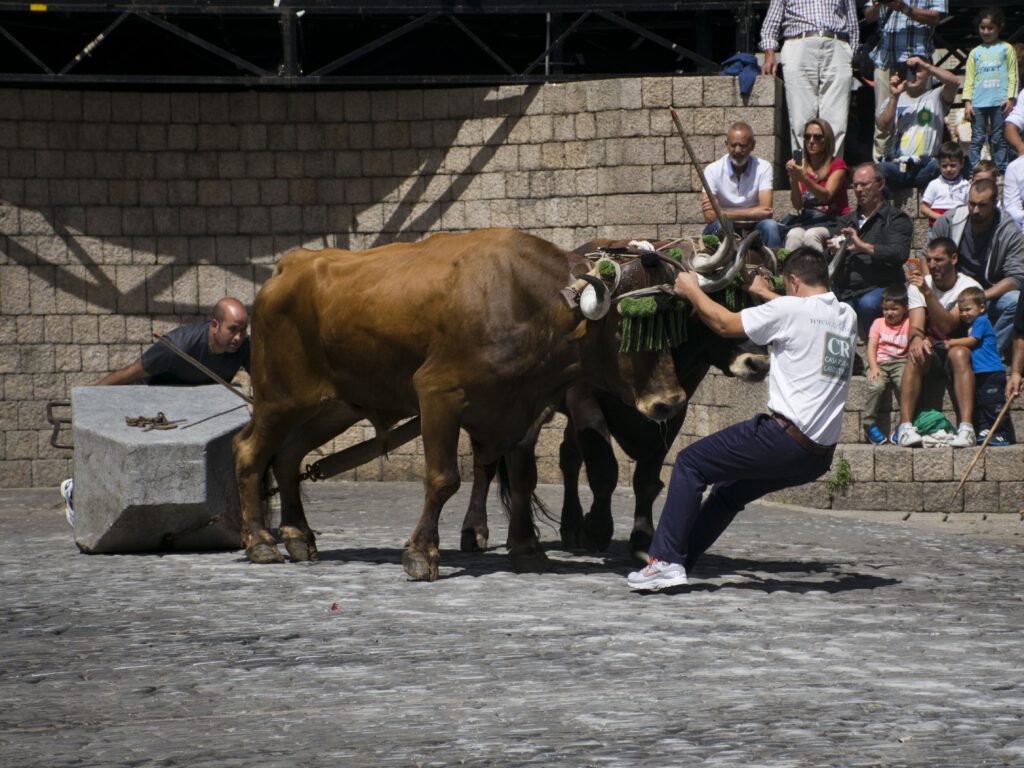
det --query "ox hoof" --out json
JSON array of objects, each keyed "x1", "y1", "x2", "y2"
[
  {"x1": 402, "y1": 548, "x2": 439, "y2": 582},
  {"x1": 582, "y1": 513, "x2": 614, "y2": 553},
  {"x1": 281, "y1": 532, "x2": 318, "y2": 563},
  {"x1": 629, "y1": 526, "x2": 654, "y2": 565},
  {"x1": 247, "y1": 542, "x2": 285, "y2": 564},
  {"x1": 508, "y1": 544, "x2": 551, "y2": 574},
  {"x1": 559, "y1": 525, "x2": 584, "y2": 550},
  {"x1": 460, "y1": 527, "x2": 489, "y2": 553}
]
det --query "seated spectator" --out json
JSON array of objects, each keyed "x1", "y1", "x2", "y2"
[
  {"x1": 971, "y1": 159, "x2": 999, "y2": 185},
  {"x1": 1007, "y1": 290, "x2": 1024, "y2": 399},
  {"x1": 876, "y1": 55, "x2": 961, "y2": 191},
  {"x1": 701, "y1": 121, "x2": 784, "y2": 248},
  {"x1": 920, "y1": 142, "x2": 969, "y2": 226},
  {"x1": 895, "y1": 238, "x2": 981, "y2": 447},
  {"x1": 783, "y1": 118, "x2": 850, "y2": 253},
  {"x1": 1004, "y1": 153, "x2": 1024, "y2": 233},
  {"x1": 945, "y1": 286, "x2": 1015, "y2": 444},
  {"x1": 863, "y1": 284, "x2": 910, "y2": 445},
  {"x1": 930, "y1": 178, "x2": 1024, "y2": 352},
  {"x1": 830, "y1": 163, "x2": 913, "y2": 339},
  {"x1": 98, "y1": 296, "x2": 250, "y2": 386},
  {"x1": 1001, "y1": 85, "x2": 1024, "y2": 157}
]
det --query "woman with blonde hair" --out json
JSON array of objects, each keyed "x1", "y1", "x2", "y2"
[{"x1": 782, "y1": 118, "x2": 850, "y2": 252}]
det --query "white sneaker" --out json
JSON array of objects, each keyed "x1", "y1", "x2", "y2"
[
  {"x1": 921, "y1": 428, "x2": 953, "y2": 447},
  {"x1": 896, "y1": 422, "x2": 923, "y2": 447},
  {"x1": 949, "y1": 423, "x2": 976, "y2": 448},
  {"x1": 60, "y1": 478, "x2": 75, "y2": 527},
  {"x1": 627, "y1": 558, "x2": 687, "y2": 591}
]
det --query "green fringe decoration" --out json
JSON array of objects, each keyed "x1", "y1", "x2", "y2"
[
  {"x1": 618, "y1": 298, "x2": 687, "y2": 353},
  {"x1": 666, "y1": 247, "x2": 684, "y2": 262},
  {"x1": 701, "y1": 235, "x2": 720, "y2": 252},
  {"x1": 775, "y1": 247, "x2": 791, "y2": 263},
  {"x1": 771, "y1": 275, "x2": 785, "y2": 293}
]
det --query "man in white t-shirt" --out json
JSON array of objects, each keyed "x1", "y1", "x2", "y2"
[
  {"x1": 701, "y1": 121, "x2": 784, "y2": 248},
  {"x1": 895, "y1": 237, "x2": 982, "y2": 447},
  {"x1": 876, "y1": 55, "x2": 960, "y2": 191},
  {"x1": 627, "y1": 247, "x2": 857, "y2": 591},
  {"x1": 1003, "y1": 87, "x2": 1024, "y2": 158}
]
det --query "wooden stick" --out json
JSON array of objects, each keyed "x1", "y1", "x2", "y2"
[
  {"x1": 152, "y1": 332, "x2": 254, "y2": 406},
  {"x1": 949, "y1": 392, "x2": 1017, "y2": 504},
  {"x1": 670, "y1": 109, "x2": 733, "y2": 242}
]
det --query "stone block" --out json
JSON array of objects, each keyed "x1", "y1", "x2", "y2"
[
  {"x1": 874, "y1": 448, "x2": 913, "y2": 481},
  {"x1": 829, "y1": 481, "x2": 888, "y2": 511},
  {"x1": 913, "y1": 448, "x2": 953, "y2": 481},
  {"x1": 998, "y1": 482, "x2": 1024, "y2": 513},
  {"x1": 885, "y1": 482, "x2": 923, "y2": 511},
  {"x1": 981, "y1": 445, "x2": 1023, "y2": 481},
  {"x1": 70, "y1": 385, "x2": 250, "y2": 553},
  {"x1": 961, "y1": 480, "x2": 999, "y2": 513}
]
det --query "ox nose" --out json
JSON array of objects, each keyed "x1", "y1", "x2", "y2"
[
  {"x1": 636, "y1": 392, "x2": 688, "y2": 423},
  {"x1": 732, "y1": 352, "x2": 770, "y2": 382}
]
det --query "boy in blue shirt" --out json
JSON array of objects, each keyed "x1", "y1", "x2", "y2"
[
  {"x1": 963, "y1": 7, "x2": 1019, "y2": 173},
  {"x1": 946, "y1": 287, "x2": 1015, "y2": 444}
]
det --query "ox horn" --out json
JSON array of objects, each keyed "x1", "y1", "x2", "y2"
[
  {"x1": 828, "y1": 239, "x2": 849, "y2": 282},
  {"x1": 670, "y1": 109, "x2": 735, "y2": 274},
  {"x1": 697, "y1": 230, "x2": 760, "y2": 294},
  {"x1": 578, "y1": 274, "x2": 612, "y2": 320}
]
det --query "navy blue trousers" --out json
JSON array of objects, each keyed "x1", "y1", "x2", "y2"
[{"x1": 649, "y1": 414, "x2": 834, "y2": 570}]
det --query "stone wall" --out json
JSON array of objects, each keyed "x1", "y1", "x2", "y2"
[{"x1": 0, "y1": 76, "x2": 782, "y2": 488}]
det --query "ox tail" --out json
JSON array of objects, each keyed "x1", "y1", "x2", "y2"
[{"x1": 496, "y1": 456, "x2": 558, "y2": 534}]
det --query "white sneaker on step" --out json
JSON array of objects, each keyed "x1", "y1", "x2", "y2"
[
  {"x1": 949, "y1": 423, "x2": 976, "y2": 448},
  {"x1": 627, "y1": 558, "x2": 688, "y2": 591}
]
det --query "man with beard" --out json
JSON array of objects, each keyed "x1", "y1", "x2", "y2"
[{"x1": 700, "y1": 121, "x2": 785, "y2": 248}]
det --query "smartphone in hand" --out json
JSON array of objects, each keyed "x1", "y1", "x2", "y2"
[{"x1": 792, "y1": 149, "x2": 802, "y2": 165}]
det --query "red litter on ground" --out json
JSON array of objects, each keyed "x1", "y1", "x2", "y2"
[{"x1": 328, "y1": 602, "x2": 341, "y2": 615}]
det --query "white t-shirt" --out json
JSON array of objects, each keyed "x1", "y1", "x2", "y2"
[
  {"x1": 740, "y1": 292, "x2": 857, "y2": 445},
  {"x1": 704, "y1": 154, "x2": 773, "y2": 210},
  {"x1": 890, "y1": 86, "x2": 949, "y2": 160},
  {"x1": 907, "y1": 272, "x2": 982, "y2": 339},
  {"x1": 921, "y1": 175, "x2": 970, "y2": 209}
]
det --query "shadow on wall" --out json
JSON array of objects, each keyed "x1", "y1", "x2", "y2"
[{"x1": 0, "y1": 85, "x2": 542, "y2": 315}]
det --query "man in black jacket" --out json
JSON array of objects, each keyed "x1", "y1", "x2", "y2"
[{"x1": 830, "y1": 162, "x2": 914, "y2": 338}]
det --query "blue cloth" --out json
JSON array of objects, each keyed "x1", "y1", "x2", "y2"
[
  {"x1": 648, "y1": 414, "x2": 834, "y2": 569},
  {"x1": 968, "y1": 314, "x2": 1003, "y2": 373},
  {"x1": 703, "y1": 219, "x2": 784, "y2": 248},
  {"x1": 842, "y1": 287, "x2": 885, "y2": 341},
  {"x1": 720, "y1": 53, "x2": 761, "y2": 98},
  {"x1": 986, "y1": 291, "x2": 1020, "y2": 354}
]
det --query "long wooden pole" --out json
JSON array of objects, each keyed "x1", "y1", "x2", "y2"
[
  {"x1": 151, "y1": 332, "x2": 254, "y2": 406},
  {"x1": 670, "y1": 108, "x2": 733, "y2": 241},
  {"x1": 949, "y1": 393, "x2": 1017, "y2": 504}
]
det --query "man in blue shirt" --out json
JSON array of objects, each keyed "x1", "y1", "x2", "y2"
[{"x1": 97, "y1": 296, "x2": 250, "y2": 386}]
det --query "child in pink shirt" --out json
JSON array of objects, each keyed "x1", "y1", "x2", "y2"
[{"x1": 863, "y1": 284, "x2": 910, "y2": 444}]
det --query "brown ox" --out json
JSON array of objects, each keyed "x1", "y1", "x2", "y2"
[{"x1": 234, "y1": 228, "x2": 712, "y2": 580}]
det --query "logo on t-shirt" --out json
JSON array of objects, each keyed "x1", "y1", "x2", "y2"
[{"x1": 821, "y1": 332, "x2": 853, "y2": 379}]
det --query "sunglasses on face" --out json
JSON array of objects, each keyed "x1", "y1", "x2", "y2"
[{"x1": 804, "y1": 133, "x2": 825, "y2": 142}]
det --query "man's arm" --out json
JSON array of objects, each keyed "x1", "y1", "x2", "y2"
[
  {"x1": 1004, "y1": 91, "x2": 1024, "y2": 155},
  {"x1": 905, "y1": 306, "x2": 932, "y2": 365},
  {"x1": 995, "y1": 225, "x2": 1024, "y2": 291},
  {"x1": 876, "y1": 87, "x2": 899, "y2": 132},
  {"x1": 984, "y1": 277, "x2": 1017, "y2": 301},
  {"x1": 759, "y1": 0, "x2": 785, "y2": 75},
  {"x1": 97, "y1": 359, "x2": 150, "y2": 386},
  {"x1": 701, "y1": 191, "x2": 772, "y2": 223},
  {"x1": 848, "y1": 209, "x2": 913, "y2": 264},
  {"x1": 909, "y1": 56, "x2": 960, "y2": 105},
  {"x1": 673, "y1": 272, "x2": 748, "y2": 337},
  {"x1": 1007, "y1": 334, "x2": 1024, "y2": 398},
  {"x1": 944, "y1": 335, "x2": 978, "y2": 349},
  {"x1": 1004, "y1": 162, "x2": 1024, "y2": 232}
]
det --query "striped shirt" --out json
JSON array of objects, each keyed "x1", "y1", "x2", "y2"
[
  {"x1": 760, "y1": 0, "x2": 860, "y2": 53},
  {"x1": 866, "y1": 0, "x2": 946, "y2": 70}
]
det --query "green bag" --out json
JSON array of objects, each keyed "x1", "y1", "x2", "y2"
[{"x1": 913, "y1": 409, "x2": 955, "y2": 436}]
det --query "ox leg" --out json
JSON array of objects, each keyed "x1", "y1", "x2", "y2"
[
  {"x1": 628, "y1": 451, "x2": 665, "y2": 564},
  {"x1": 578, "y1": 428, "x2": 618, "y2": 553},
  {"x1": 272, "y1": 407, "x2": 360, "y2": 562},
  {"x1": 460, "y1": 454, "x2": 495, "y2": 553},
  {"x1": 505, "y1": 444, "x2": 550, "y2": 573},
  {"x1": 558, "y1": 421, "x2": 586, "y2": 550},
  {"x1": 233, "y1": 406, "x2": 308, "y2": 564},
  {"x1": 404, "y1": 400, "x2": 463, "y2": 582}
]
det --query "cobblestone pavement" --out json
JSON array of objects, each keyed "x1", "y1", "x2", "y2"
[{"x1": 2, "y1": 483, "x2": 1023, "y2": 767}]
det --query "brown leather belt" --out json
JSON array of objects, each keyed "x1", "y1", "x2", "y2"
[
  {"x1": 770, "y1": 412, "x2": 835, "y2": 457},
  {"x1": 785, "y1": 29, "x2": 850, "y2": 43}
]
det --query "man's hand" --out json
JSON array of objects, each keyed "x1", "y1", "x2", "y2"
[
  {"x1": 1004, "y1": 98, "x2": 1017, "y2": 117},
  {"x1": 889, "y1": 74, "x2": 907, "y2": 97},
  {"x1": 762, "y1": 50, "x2": 777, "y2": 76},
  {"x1": 745, "y1": 273, "x2": 777, "y2": 302},
  {"x1": 1008, "y1": 372, "x2": 1022, "y2": 400},
  {"x1": 908, "y1": 336, "x2": 932, "y2": 366},
  {"x1": 673, "y1": 271, "x2": 701, "y2": 300},
  {"x1": 840, "y1": 226, "x2": 869, "y2": 253},
  {"x1": 908, "y1": 271, "x2": 928, "y2": 294}
]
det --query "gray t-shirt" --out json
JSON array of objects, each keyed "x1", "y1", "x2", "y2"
[{"x1": 140, "y1": 320, "x2": 250, "y2": 386}]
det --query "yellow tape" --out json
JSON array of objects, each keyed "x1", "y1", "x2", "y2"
[{"x1": 30, "y1": 4, "x2": 48, "y2": 10}]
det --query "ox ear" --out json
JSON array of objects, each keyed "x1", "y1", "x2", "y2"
[{"x1": 566, "y1": 319, "x2": 588, "y2": 341}]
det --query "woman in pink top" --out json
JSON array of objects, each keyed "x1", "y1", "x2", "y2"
[{"x1": 783, "y1": 118, "x2": 851, "y2": 253}]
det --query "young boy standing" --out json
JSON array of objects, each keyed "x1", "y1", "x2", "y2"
[
  {"x1": 963, "y1": 7, "x2": 1019, "y2": 173},
  {"x1": 920, "y1": 142, "x2": 970, "y2": 224},
  {"x1": 863, "y1": 284, "x2": 910, "y2": 444},
  {"x1": 946, "y1": 286, "x2": 1016, "y2": 444}
]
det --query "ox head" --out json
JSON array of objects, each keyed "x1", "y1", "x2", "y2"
[{"x1": 563, "y1": 232, "x2": 773, "y2": 422}]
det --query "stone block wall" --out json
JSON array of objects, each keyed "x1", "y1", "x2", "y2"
[{"x1": 0, "y1": 75, "x2": 782, "y2": 488}]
